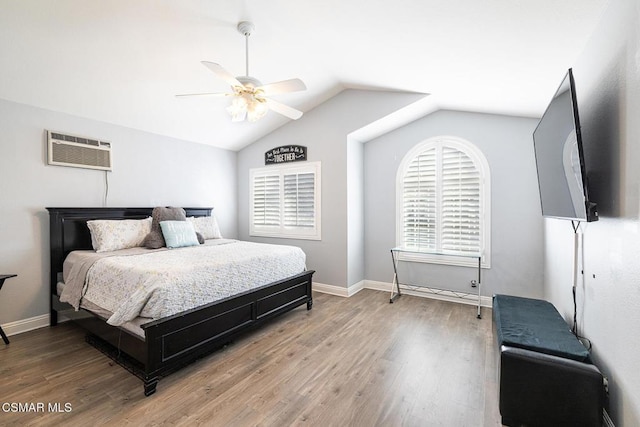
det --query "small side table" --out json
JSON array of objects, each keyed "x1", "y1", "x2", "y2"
[{"x1": 0, "y1": 274, "x2": 17, "y2": 345}]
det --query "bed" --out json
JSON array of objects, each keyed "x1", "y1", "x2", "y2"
[{"x1": 47, "y1": 207, "x2": 314, "y2": 396}]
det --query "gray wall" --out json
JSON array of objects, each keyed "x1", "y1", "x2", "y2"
[
  {"x1": 237, "y1": 89, "x2": 425, "y2": 288},
  {"x1": 347, "y1": 137, "x2": 364, "y2": 286},
  {"x1": 0, "y1": 98, "x2": 237, "y2": 328},
  {"x1": 364, "y1": 110, "x2": 543, "y2": 298},
  {"x1": 542, "y1": 0, "x2": 640, "y2": 424}
]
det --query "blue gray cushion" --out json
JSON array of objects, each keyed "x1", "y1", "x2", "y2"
[
  {"x1": 493, "y1": 294, "x2": 591, "y2": 363},
  {"x1": 159, "y1": 221, "x2": 200, "y2": 248}
]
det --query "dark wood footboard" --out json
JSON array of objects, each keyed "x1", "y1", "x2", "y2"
[
  {"x1": 47, "y1": 207, "x2": 314, "y2": 396},
  {"x1": 77, "y1": 269, "x2": 314, "y2": 396},
  {"x1": 141, "y1": 270, "x2": 313, "y2": 395}
]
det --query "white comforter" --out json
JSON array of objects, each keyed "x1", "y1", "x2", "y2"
[{"x1": 61, "y1": 239, "x2": 306, "y2": 326}]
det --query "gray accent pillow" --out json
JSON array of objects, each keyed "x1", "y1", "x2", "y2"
[{"x1": 143, "y1": 207, "x2": 204, "y2": 248}]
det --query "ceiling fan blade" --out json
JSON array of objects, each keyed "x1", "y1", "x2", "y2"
[
  {"x1": 175, "y1": 92, "x2": 229, "y2": 98},
  {"x1": 266, "y1": 99, "x2": 303, "y2": 120},
  {"x1": 201, "y1": 61, "x2": 243, "y2": 87},
  {"x1": 258, "y1": 78, "x2": 306, "y2": 96}
]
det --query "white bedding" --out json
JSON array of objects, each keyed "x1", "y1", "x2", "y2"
[{"x1": 60, "y1": 239, "x2": 306, "y2": 326}]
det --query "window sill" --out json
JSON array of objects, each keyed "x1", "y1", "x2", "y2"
[{"x1": 250, "y1": 231, "x2": 321, "y2": 241}]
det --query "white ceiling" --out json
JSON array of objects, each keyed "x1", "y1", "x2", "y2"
[{"x1": 0, "y1": 0, "x2": 608, "y2": 151}]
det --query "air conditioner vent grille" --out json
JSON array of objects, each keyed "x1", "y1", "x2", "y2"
[
  {"x1": 47, "y1": 130, "x2": 112, "y2": 171},
  {"x1": 51, "y1": 143, "x2": 111, "y2": 168}
]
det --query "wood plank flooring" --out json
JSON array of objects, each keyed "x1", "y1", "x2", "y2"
[{"x1": 0, "y1": 290, "x2": 502, "y2": 426}]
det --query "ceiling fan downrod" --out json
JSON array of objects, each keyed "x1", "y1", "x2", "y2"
[{"x1": 237, "y1": 21, "x2": 255, "y2": 78}]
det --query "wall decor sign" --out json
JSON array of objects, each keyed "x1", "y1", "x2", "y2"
[{"x1": 265, "y1": 145, "x2": 307, "y2": 165}]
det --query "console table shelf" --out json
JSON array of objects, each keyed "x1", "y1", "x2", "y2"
[{"x1": 390, "y1": 248, "x2": 482, "y2": 319}]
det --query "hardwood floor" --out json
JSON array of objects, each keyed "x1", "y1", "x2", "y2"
[{"x1": 0, "y1": 290, "x2": 502, "y2": 426}]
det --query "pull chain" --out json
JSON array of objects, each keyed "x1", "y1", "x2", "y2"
[{"x1": 245, "y1": 33, "x2": 249, "y2": 76}]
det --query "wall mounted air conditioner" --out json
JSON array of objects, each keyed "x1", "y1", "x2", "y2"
[{"x1": 47, "y1": 130, "x2": 112, "y2": 171}]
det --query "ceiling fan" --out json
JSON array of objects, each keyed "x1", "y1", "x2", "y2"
[{"x1": 177, "y1": 21, "x2": 306, "y2": 122}]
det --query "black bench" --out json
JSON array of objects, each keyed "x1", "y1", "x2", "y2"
[{"x1": 493, "y1": 294, "x2": 604, "y2": 427}]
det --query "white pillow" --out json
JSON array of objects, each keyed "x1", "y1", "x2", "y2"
[
  {"x1": 187, "y1": 216, "x2": 222, "y2": 239},
  {"x1": 87, "y1": 217, "x2": 152, "y2": 252}
]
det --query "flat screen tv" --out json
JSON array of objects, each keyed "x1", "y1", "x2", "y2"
[{"x1": 533, "y1": 68, "x2": 598, "y2": 222}]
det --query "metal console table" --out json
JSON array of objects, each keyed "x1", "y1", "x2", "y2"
[{"x1": 390, "y1": 247, "x2": 482, "y2": 319}]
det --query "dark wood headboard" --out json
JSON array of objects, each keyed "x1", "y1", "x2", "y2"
[{"x1": 46, "y1": 207, "x2": 213, "y2": 296}]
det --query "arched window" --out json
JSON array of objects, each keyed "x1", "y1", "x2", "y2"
[{"x1": 396, "y1": 136, "x2": 491, "y2": 267}]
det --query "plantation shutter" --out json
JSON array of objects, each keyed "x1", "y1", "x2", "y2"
[
  {"x1": 250, "y1": 162, "x2": 321, "y2": 240},
  {"x1": 252, "y1": 174, "x2": 281, "y2": 226},
  {"x1": 440, "y1": 147, "x2": 481, "y2": 254},
  {"x1": 402, "y1": 148, "x2": 437, "y2": 250},
  {"x1": 284, "y1": 172, "x2": 316, "y2": 228},
  {"x1": 401, "y1": 142, "x2": 483, "y2": 255}
]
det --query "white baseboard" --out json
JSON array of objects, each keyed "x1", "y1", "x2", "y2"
[
  {"x1": 313, "y1": 280, "x2": 365, "y2": 297},
  {"x1": 1, "y1": 314, "x2": 50, "y2": 337},
  {"x1": 315, "y1": 279, "x2": 492, "y2": 308},
  {"x1": 363, "y1": 280, "x2": 393, "y2": 292}
]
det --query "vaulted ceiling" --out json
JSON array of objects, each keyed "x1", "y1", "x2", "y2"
[{"x1": 0, "y1": 0, "x2": 608, "y2": 151}]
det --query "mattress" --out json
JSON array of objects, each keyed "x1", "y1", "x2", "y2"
[{"x1": 60, "y1": 239, "x2": 307, "y2": 327}]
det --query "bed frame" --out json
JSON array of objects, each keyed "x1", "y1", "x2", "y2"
[{"x1": 47, "y1": 207, "x2": 314, "y2": 396}]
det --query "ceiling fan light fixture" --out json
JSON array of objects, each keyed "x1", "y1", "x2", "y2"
[
  {"x1": 226, "y1": 88, "x2": 268, "y2": 122},
  {"x1": 227, "y1": 98, "x2": 268, "y2": 122},
  {"x1": 246, "y1": 98, "x2": 269, "y2": 122},
  {"x1": 227, "y1": 95, "x2": 248, "y2": 122}
]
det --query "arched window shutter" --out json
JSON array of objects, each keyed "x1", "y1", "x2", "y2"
[{"x1": 397, "y1": 137, "x2": 490, "y2": 267}]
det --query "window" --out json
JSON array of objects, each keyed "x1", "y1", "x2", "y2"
[
  {"x1": 250, "y1": 161, "x2": 321, "y2": 240},
  {"x1": 396, "y1": 136, "x2": 490, "y2": 267}
]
